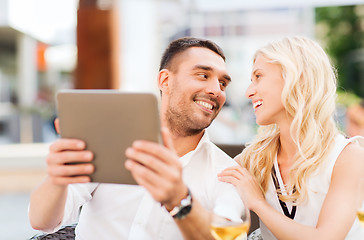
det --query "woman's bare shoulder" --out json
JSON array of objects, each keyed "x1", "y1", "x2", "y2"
[{"x1": 334, "y1": 142, "x2": 364, "y2": 177}]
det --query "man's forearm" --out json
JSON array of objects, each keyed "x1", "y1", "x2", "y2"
[
  {"x1": 29, "y1": 177, "x2": 68, "y2": 231},
  {"x1": 175, "y1": 199, "x2": 215, "y2": 240}
]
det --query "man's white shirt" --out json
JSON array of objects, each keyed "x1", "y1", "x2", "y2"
[{"x1": 52, "y1": 132, "x2": 244, "y2": 240}]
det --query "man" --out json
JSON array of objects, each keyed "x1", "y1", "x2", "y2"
[{"x1": 29, "y1": 37, "x2": 243, "y2": 239}]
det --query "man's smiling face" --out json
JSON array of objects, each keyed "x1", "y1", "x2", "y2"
[{"x1": 163, "y1": 47, "x2": 231, "y2": 136}]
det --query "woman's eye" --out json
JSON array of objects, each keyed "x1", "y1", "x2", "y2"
[{"x1": 220, "y1": 81, "x2": 226, "y2": 87}]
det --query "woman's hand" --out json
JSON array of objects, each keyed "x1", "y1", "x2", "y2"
[{"x1": 218, "y1": 166, "x2": 265, "y2": 211}]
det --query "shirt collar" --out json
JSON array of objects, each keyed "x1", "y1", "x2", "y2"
[
  {"x1": 179, "y1": 131, "x2": 212, "y2": 167},
  {"x1": 195, "y1": 130, "x2": 211, "y2": 149}
]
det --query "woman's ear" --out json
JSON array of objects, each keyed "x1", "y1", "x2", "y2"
[{"x1": 158, "y1": 69, "x2": 170, "y2": 93}]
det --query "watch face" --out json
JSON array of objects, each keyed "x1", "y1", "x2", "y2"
[
  {"x1": 174, "y1": 205, "x2": 192, "y2": 219},
  {"x1": 171, "y1": 188, "x2": 193, "y2": 219}
]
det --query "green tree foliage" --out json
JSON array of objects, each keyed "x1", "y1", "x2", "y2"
[{"x1": 316, "y1": 5, "x2": 364, "y2": 98}]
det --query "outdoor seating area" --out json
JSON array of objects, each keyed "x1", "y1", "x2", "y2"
[{"x1": 1, "y1": 1, "x2": 364, "y2": 240}]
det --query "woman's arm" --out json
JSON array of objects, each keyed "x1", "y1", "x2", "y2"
[{"x1": 218, "y1": 143, "x2": 364, "y2": 240}]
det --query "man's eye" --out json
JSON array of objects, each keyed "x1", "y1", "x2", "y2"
[
  {"x1": 255, "y1": 74, "x2": 261, "y2": 79},
  {"x1": 198, "y1": 74, "x2": 208, "y2": 79},
  {"x1": 220, "y1": 81, "x2": 226, "y2": 87}
]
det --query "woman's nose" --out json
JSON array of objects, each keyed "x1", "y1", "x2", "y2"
[{"x1": 245, "y1": 83, "x2": 256, "y2": 99}]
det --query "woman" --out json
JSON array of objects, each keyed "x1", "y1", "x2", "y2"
[{"x1": 218, "y1": 36, "x2": 364, "y2": 239}]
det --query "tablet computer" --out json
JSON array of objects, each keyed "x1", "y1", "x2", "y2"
[{"x1": 56, "y1": 89, "x2": 161, "y2": 185}]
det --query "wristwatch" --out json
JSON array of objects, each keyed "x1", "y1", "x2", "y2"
[{"x1": 168, "y1": 188, "x2": 193, "y2": 219}]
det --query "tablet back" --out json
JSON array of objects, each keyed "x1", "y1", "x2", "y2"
[{"x1": 56, "y1": 90, "x2": 161, "y2": 185}]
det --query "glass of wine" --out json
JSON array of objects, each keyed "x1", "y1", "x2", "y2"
[
  {"x1": 357, "y1": 179, "x2": 364, "y2": 228},
  {"x1": 210, "y1": 205, "x2": 251, "y2": 240}
]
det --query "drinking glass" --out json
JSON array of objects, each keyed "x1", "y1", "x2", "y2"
[
  {"x1": 357, "y1": 179, "x2": 364, "y2": 228},
  {"x1": 210, "y1": 205, "x2": 251, "y2": 240}
]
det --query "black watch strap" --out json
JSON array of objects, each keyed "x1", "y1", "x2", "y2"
[{"x1": 168, "y1": 188, "x2": 193, "y2": 219}]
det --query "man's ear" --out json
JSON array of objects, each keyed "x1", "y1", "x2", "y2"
[{"x1": 158, "y1": 69, "x2": 170, "y2": 93}]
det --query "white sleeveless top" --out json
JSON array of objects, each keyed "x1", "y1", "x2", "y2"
[{"x1": 260, "y1": 135, "x2": 364, "y2": 240}]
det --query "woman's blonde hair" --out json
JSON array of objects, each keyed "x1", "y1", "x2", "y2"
[{"x1": 236, "y1": 36, "x2": 338, "y2": 203}]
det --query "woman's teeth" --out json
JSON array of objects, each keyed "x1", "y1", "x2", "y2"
[{"x1": 253, "y1": 100, "x2": 263, "y2": 109}]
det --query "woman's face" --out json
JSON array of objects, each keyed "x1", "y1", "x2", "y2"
[{"x1": 245, "y1": 55, "x2": 288, "y2": 126}]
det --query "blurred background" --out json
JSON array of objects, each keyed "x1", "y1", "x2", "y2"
[{"x1": 1, "y1": 0, "x2": 364, "y2": 239}]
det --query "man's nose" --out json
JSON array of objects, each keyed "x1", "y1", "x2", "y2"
[{"x1": 206, "y1": 79, "x2": 222, "y2": 96}]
